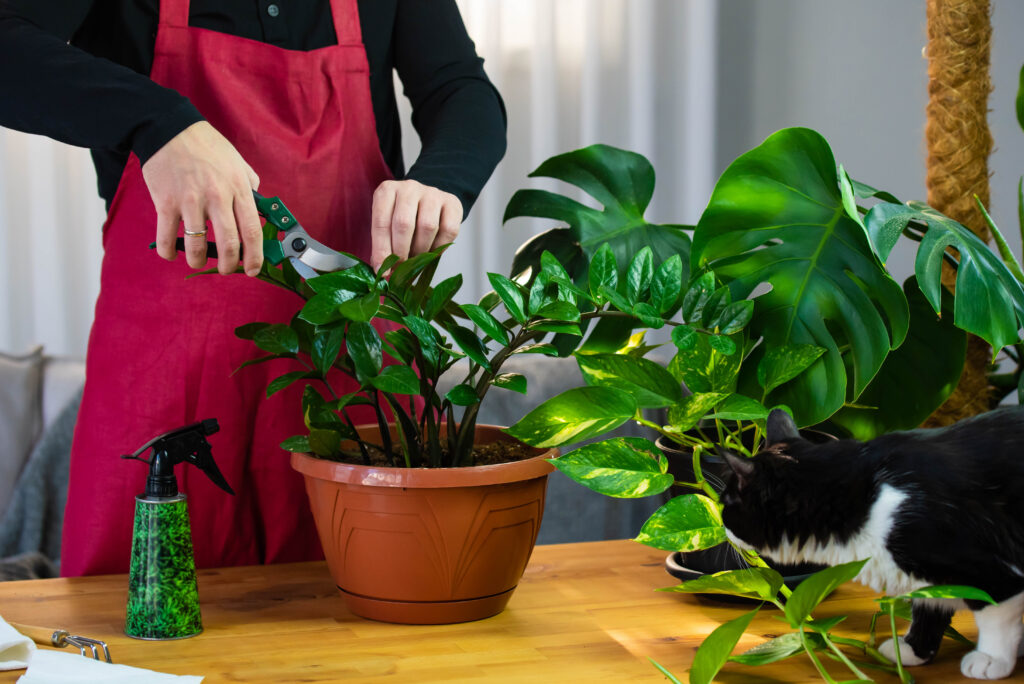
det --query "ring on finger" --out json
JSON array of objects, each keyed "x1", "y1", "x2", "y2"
[{"x1": 184, "y1": 228, "x2": 208, "y2": 238}]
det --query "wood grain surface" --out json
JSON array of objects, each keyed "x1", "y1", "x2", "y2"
[{"x1": 0, "y1": 540, "x2": 1020, "y2": 683}]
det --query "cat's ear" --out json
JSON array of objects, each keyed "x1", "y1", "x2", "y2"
[
  {"x1": 766, "y1": 408, "x2": 800, "y2": 445},
  {"x1": 721, "y1": 450, "x2": 755, "y2": 490}
]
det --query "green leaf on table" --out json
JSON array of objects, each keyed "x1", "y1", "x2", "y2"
[
  {"x1": 501, "y1": 145, "x2": 692, "y2": 280},
  {"x1": 830, "y1": 278, "x2": 965, "y2": 440},
  {"x1": 647, "y1": 658, "x2": 683, "y2": 684},
  {"x1": 757, "y1": 344, "x2": 828, "y2": 395},
  {"x1": 445, "y1": 324, "x2": 491, "y2": 370},
  {"x1": 280, "y1": 435, "x2": 311, "y2": 453},
  {"x1": 253, "y1": 324, "x2": 299, "y2": 355},
  {"x1": 492, "y1": 372, "x2": 527, "y2": 394},
  {"x1": 635, "y1": 494, "x2": 724, "y2": 551},
  {"x1": 784, "y1": 559, "x2": 867, "y2": 628},
  {"x1": 662, "y1": 567, "x2": 785, "y2": 602},
  {"x1": 730, "y1": 632, "x2": 806, "y2": 666},
  {"x1": 461, "y1": 303, "x2": 511, "y2": 345},
  {"x1": 488, "y1": 273, "x2": 527, "y2": 323},
  {"x1": 576, "y1": 352, "x2": 682, "y2": 408},
  {"x1": 550, "y1": 437, "x2": 672, "y2": 498},
  {"x1": 445, "y1": 383, "x2": 480, "y2": 406},
  {"x1": 346, "y1": 321, "x2": 382, "y2": 383},
  {"x1": 865, "y1": 200, "x2": 1024, "y2": 353},
  {"x1": 897, "y1": 585, "x2": 995, "y2": 604},
  {"x1": 369, "y1": 365, "x2": 421, "y2": 395},
  {"x1": 690, "y1": 607, "x2": 761, "y2": 684},
  {"x1": 666, "y1": 392, "x2": 728, "y2": 432},
  {"x1": 311, "y1": 328, "x2": 345, "y2": 375},
  {"x1": 693, "y1": 127, "x2": 910, "y2": 426},
  {"x1": 708, "y1": 394, "x2": 768, "y2": 422},
  {"x1": 650, "y1": 254, "x2": 683, "y2": 314},
  {"x1": 505, "y1": 386, "x2": 638, "y2": 448},
  {"x1": 626, "y1": 246, "x2": 654, "y2": 304}
]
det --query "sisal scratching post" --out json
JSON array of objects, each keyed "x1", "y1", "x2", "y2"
[{"x1": 923, "y1": 0, "x2": 995, "y2": 427}]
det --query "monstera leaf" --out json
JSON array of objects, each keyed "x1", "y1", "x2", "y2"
[
  {"x1": 866, "y1": 201, "x2": 1024, "y2": 353},
  {"x1": 691, "y1": 128, "x2": 909, "y2": 426},
  {"x1": 504, "y1": 144, "x2": 691, "y2": 281},
  {"x1": 829, "y1": 278, "x2": 966, "y2": 440}
]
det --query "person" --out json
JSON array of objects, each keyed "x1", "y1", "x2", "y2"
[{"x1": 0, "y1": 0, "x2": 507, "y2": 576}]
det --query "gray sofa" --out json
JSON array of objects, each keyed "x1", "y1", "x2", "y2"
[{"x1": 0, "y1": 348, "x2": 664, "y2": 576}]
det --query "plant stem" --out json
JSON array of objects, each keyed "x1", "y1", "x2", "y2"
[
  {"x1": 888, "y1": 604, "x2": 910, "y2": 683},
  {"x1": 800, "y1": 626, "x2": 837, "y2": 684},
  {"x1": 821, "y1": 633, "x2": 871, "y2": 681}
]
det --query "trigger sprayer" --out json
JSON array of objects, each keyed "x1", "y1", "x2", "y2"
[{"x1": 121, "y1": 419, "x2": 234, "y2": 640}]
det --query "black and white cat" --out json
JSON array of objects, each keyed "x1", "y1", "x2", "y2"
[{"x1": 719, "y1": 408, "x2": 1024, "y2": 680}]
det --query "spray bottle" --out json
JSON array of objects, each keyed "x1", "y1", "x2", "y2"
[{"x1": 121, "y1": 418, "x2": 234, "y2": 640}]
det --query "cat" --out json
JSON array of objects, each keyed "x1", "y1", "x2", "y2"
[
  {"x1": 718, "y1": 408, "x2": 1024, "y2": 680},
  {"x1": 0, "y1": 551, "x2": 57, "y2": 581}
]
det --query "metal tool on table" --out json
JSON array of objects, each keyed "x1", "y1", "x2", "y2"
[
  {"x1": 163, "y1": 190, "x2": 360, "y2": 280},
  {"x1": 9, "y1": 622, "x2": 112, "y2": 662}
]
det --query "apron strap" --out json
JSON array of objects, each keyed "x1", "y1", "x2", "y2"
[
  {"x1": 158, "y1": 0, "x2": 190, "y2": 29},
  {"x1": 330, "y1": 0, "x2": 365, "y2": 46}
]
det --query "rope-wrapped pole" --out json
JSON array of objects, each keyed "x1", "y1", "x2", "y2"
[{"x1": 923, "y1": 0, "x2": 995, "y2": 426}]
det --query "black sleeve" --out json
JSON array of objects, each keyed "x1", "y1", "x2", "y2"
[
  {"x1": 391, "y1": 0, "x2": 507, "y2": 217},
  {"x1": 0, "y1": 0, "x2": 203, "y2": 165}
]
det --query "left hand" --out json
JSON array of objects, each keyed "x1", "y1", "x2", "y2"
[{"x1": 370, "y1": 179, "x2": 463, "y2": 271}]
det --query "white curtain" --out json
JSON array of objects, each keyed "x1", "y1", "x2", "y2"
[{"x1": 0, "y1": 0, "x2": 718, "y2": 359}]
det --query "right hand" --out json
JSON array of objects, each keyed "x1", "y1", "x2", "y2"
[{"x1": 143, "y1": 121, "x2": 263, "y2": 276}]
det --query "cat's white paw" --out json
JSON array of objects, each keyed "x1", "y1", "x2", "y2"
[
  {"x1": 878, "y1": 637, "x2": 927, "y2": 666},
  {"x1": 961, "y1": 650, "x2": 1015, "y2": 679}
]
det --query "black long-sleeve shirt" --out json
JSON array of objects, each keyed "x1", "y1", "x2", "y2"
[{"x1": 0, "y1": 0, "x2": 507, "y2": 213}]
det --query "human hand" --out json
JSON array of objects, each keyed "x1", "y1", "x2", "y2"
[
  {"x1": 370, "y1": 179, "x2": 463, "y2": 271},
  {"x1": 144, "y1": 121, "x2": 263, "y2": 276}
]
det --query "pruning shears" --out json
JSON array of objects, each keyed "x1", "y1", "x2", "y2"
[{"x1": 161, "y1": 190, "x2": 359, "y2": 280}]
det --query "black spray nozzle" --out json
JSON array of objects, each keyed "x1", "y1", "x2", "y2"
[{"x1": 122, "y1": 419, "x2": 235, "y2": 498}]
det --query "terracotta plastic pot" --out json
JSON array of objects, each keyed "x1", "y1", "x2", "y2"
[{"x1": 290, "y1": 424, "x2": 556, "y2": 624}]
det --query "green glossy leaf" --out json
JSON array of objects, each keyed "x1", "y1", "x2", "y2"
[
  {"x1": 446, "y1": 324, "x2": 491, "y2": 370},
  {"x1": 631, "y1": 302, "x2": 664, "y2": 329},
  {"x1": 403, "y1": 315, "x2": 441, "y2": 368},
  {"x1": 508, "y1": 227, "x2": 587, "y2": 288},
  {"x1": 866, "y1": 200, "x2": 1024, "y2": 353},
  {"x1": 681, "y1": 272, "x2": 716, "y2": 324},
  {"x1": 235, "y1": 322, "x2": 271, "y2": 341},
  {"x1": 502, "y1": 145, "x2": 692, "y2": 278},
  {"x1": 388, "y1": 247, "x2": 444, "y2": 292},
  {"x1": 670, "y1": 325, "x2": 698, "y2": 351},
  {"x1": 663, "y1": 567, "x2": 784, "y2": 601},
  {"x1": 635, "y1": 494, "x2": 724, "y2": 551},
  {"x1": 1017, "y1": 63, "x2": 1024, "y2": 133},
  {"x1": 308, "y1": 428, "x2": 341, "y2": 458},
  {"x1": 716, "y1": 301, "x2": 754, "y2": 335},
  {"x1": 505, "y1": 386, "x2": 638, "y2": 448},
  {"x1": 588, "y1": 243, "x2": 618, "y2": 299},
  {"x1": 690, "y1": 607, "x2": 761, "y2": 684},
  {"x1": 669, "y1": 334, "x2": 741, "y2": 394},
  {"x1": 851, "y1": 178, "x2": 901, "y2": 205},
  {"x1": 512, "y1": 343, "x2": 561, "y2": 357},
  {"x1": 369, "y1": 365, "x2": 420, "y2": 395},
  {"x1": 492, "y1": 372, "x2": 527, "y2": 394},
  {"x1": 576, "y1": 353, "x2": 682, "y2": 408},
  {"x1": 488, "y1": 273, "x2": 527, "y2": 324},
  {"x1": 445, "y1": 383, "x2": 480, "y2": 406},
  {"x1": 708, "y1": 394, "x2": 768, "y2": 421},
  {"x1": 729, "y1": 632, "x2": 805, "y2": 666},
  {"x1": 280, "y1": 435, "x2": 311, "y2": 453},
  {"x1": 708, "y1": 334, "x2": 737, "y2": 356},
  {"x1": 702, "y1": 286, "x2": 732, "y2": 329},
  {"x1": 694, "y1": 128, "x2": 910, "y2": 426},
  {"x1": 384, "y1": 328, "x2": 416, "y2": 364},
  {"x1": 346, "y1": 321, "x2": 382, "y2": 383},
  {"x1": 626, "y1": 246, "x2": 654, "y2": 304},
  {"x1": 666, "y1": 392, "x2": 728, "y2": 432},
  {"x1": 253, "y1": 324, "x2": 299, "y2": 355},
  {"x1": 784, "y1": 559, "x2": 867, "y2": 628},
  {"x1": 975, "y1": 197, "x2": 1024, "y2": 284},
  {"x1": 266, "y1": 371, "x2": 310, "y2": 398},
  {"x1": 423, "y1": 274, "x2": 463, "y2": 320},
  {"x1": 804, "y1": 615, "x2": 847, "y2": 635},
  {"x1": 551, "y1": 437, "x2": 672, "y2": 498},
  {"x1": 650, "y1": 255, "x2": 683, "y2": 314},
  {"x1": 299, "y1": 289, "x2": 358, "y2": 325},
  {"x1": 311, "y1": 328, "x2": 344, "y2": 375},
  {"x1": 597, "y1": 285, "x2": 632, "y2": 314},
  {"x1": 838, "y1": 164, "x2": 871, "y2": 244},
  {"x1": 897, "y1": 585, "x2": 995, "y2": 604},
  {"x1": 337, "y1": 293, "x2": 380, "y2": 322},
  {"x1": 461, "y1": 303, "x2": 511, "y2": 345},
  {"x1": 306, "y1": 266, "x2": 373, "y2": 294},
  {"x1": 830, "y1": 278, "x2": 965, "y2": 440},
  {"x1": 757, "y1": 344, "x2": 828, "y2": 395},
  {"x1": 535, "y1": 301, "x2": 581, "y2": 323}
]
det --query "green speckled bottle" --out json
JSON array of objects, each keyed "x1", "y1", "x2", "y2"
[
  {"x1": 125, "y1": 494, "x2": 203, "y2": 640},
  {"x1": 121, "y1": 419, "x2": 234, "y2": 641}
]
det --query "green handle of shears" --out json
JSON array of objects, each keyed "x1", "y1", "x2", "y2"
[{"x1": 253, "y1": 191, "x2": 297, "y2": 266}]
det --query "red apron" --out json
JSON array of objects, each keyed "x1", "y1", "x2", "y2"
[{"x1": 61, "y1": 0, "x2": 391, "y2": 576}]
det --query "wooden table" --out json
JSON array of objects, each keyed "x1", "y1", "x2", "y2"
[{"x1": 0, "y1": 540, "x2": 1020, "y2": 683}]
